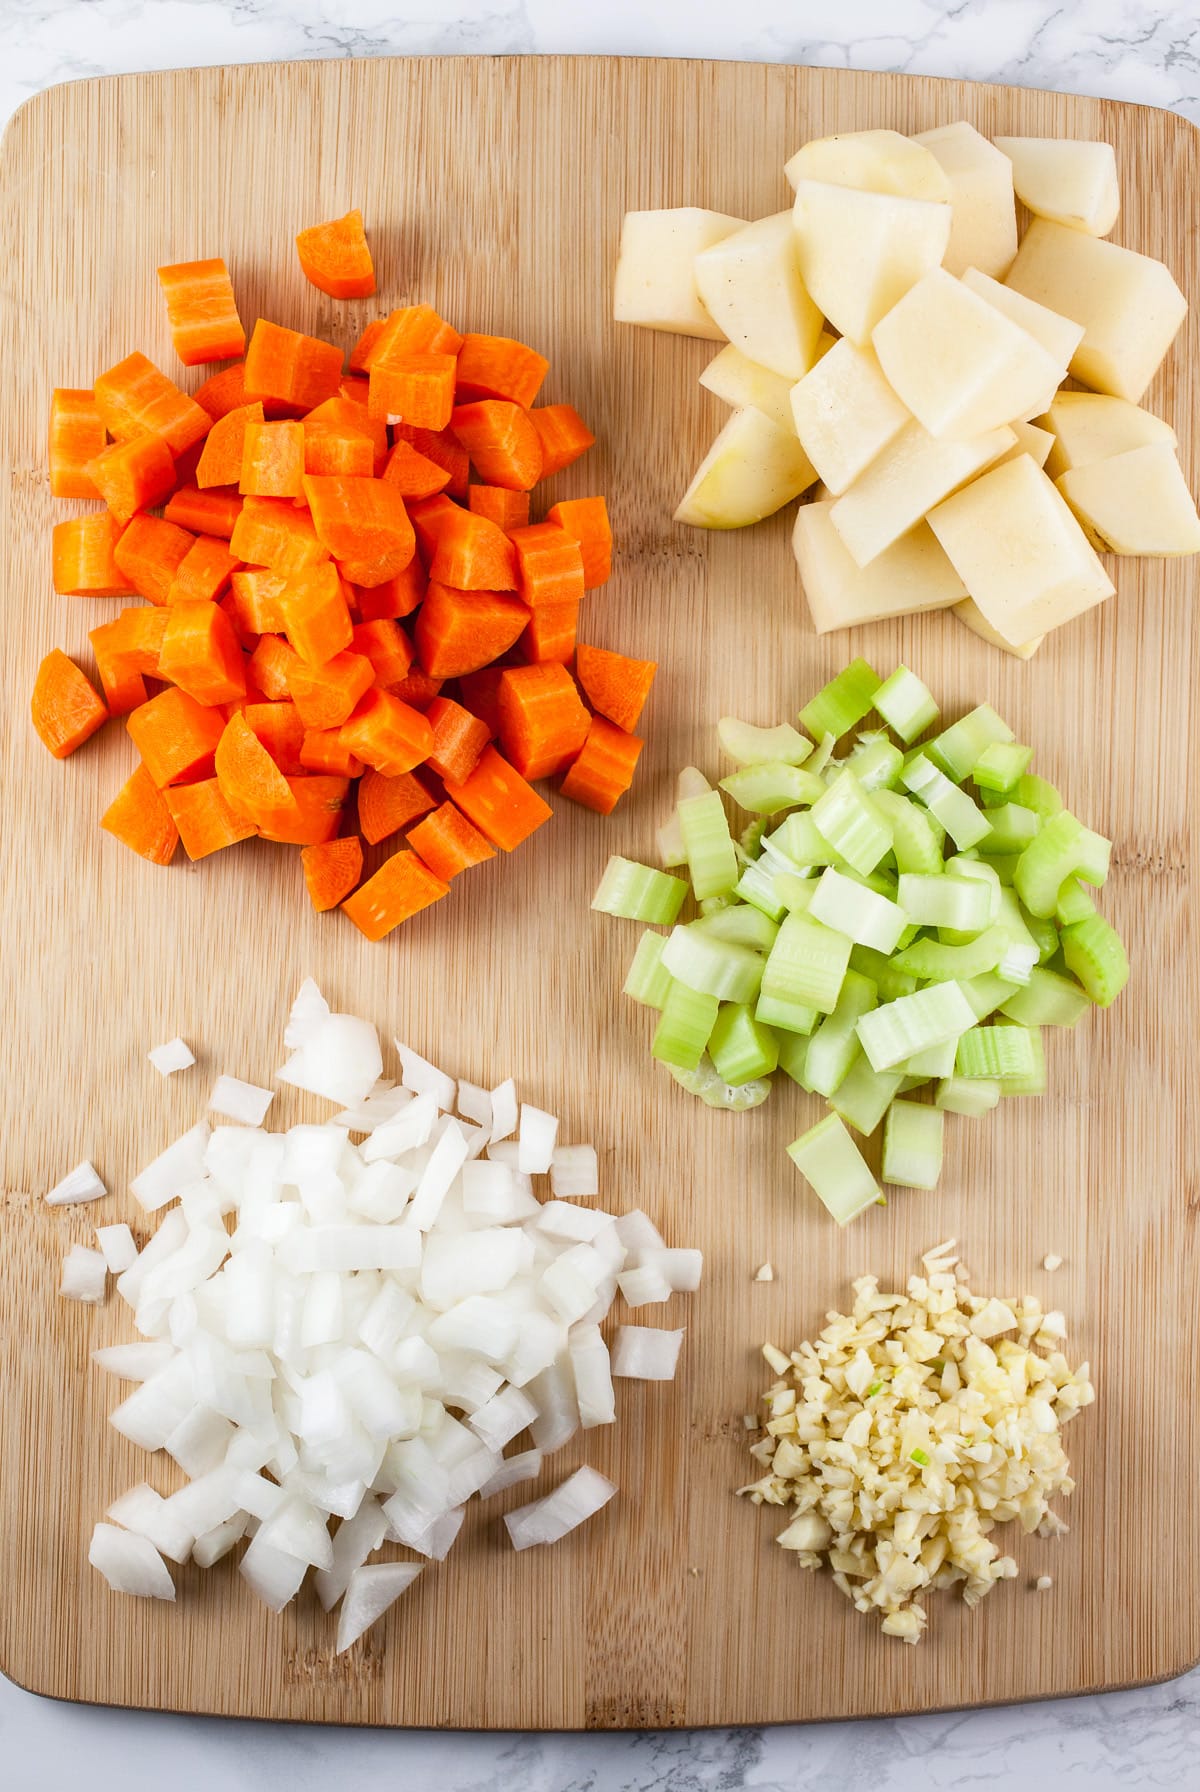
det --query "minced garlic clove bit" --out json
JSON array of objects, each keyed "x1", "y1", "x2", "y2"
[
  {"x1": 754, "y1": 1262, "x2": 775, "y2": 1282},
  {"x1": 1043, "y1": 1254, "x2": 1063, "y2": 1272}
]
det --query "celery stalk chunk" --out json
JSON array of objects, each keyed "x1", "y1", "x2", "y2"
[
  {"x1": 772, "y1": 872, "x2": 817, "y2": 913},
  {"x1": 857, "y1": 981, "x2": 976, "y2": 1073},
  {"x1": 592, "y1": 855, "x2": 689, "y2": 925},
  {"x1": 769, "y1": 811, "x2": 843, "y2": 871},
  {"x1": 847, "y1": 735, "x2": 903, "y2": 791},
  {"x1": 804, "y1": 971, "x2": 877, "y2": 1099},
  {"x1": 935, "y1": 1075, "x2": 1001, "y2": 1116},
  {"x1": 959, "y1": 972, "x2": 1021, "y2": 1020},
  {"x1": 808, "y1": 867, "x2": 908, "y2": 953},
  {"x1": 831, "y1": 1057, "x2": 905, "y2": 1135},
  {"x1": 762, "y1": 912, "x2": 852, "y2": 1015},
  {"x1": 734, "y1": 860, "x2": 788, "y2": 921},
  {"x1": 668, "y1": 1057, "x2": 772, "y2": 1110},
  {"x1": 652, "y1": 983, "x2": 720, "y2": 1070},
  {"x1": 882, "y1": 1100, "x2": 945, "y2": 1189},
  {"x1": 695, "y1": 905, "x2": 780, "y2": 952},
  {"x1": 787, "y1": 1113, "x2": 881, "y2": 1225},
  {"x1": 708, "y1": 1002, "x2": 781, "y2": 1086},
  {"x1": 661, "y1": 924, "x2": 764, "y2": 1004},
  {"x1": 1014, "y1": 809, "x2": 1111, "y2": 918},
  {"x1": 777, "y1": 1029, "x2": 813, "y2": 1087},
  {"x1": 897, "y1": 873, "x2": 993, "y2": 933},
  {"x1": 973, "y1": 740, "x2": 1034, "y2": 794},
  {"x1": 810, "y1": 769, "x2": 892, "y2": 876},
  {"x1": 901, "y1": 754, "x2": 993, "y2": 851},
  {"x1": 873, "y1": 666, "x2": 939, "y2": 744},
  {"x1": 894, "y1": 924, "x2": 1009, "y2": 982},
  {"x1": 678, "y1": 790, "x2": 738, "y2": 900},
  {"x1": 981, "y1": 802, "x2": 1040, "y2": 854},
  {"x1": 624, "y1": 931, "x2": 674, "y2": 1009},
  {"x1": 928, "y1": 704, "x2": 1014, "y2": 783},
  {"x1": 1061, "y1": 915, "x2": 1129, "y2": 1007},
  {"x1": 719, "y1": 762, "x2": 826, "y2": 814},
  {"x1": 755, "y1": 991, "x2": 820, "y2": 1036},
  {"x1": 1056, "y1": 878, "x2": 1097, "y2": 927},
  {"x1": 1000, "y1": 1027, "x2": 1046, "y2": 1097},
  {"x1": 849, "y1": 944, "x2": 917, "y2": 1002},
  {"x1": 718, "y1": 717, "x2": 813, "y2": 766},
  {"x1": 872, "y1": 788, "x2": 943, "y2": 875},
  {"x1": 901, "y1": 1038, "x2": 959, "y2": 1078},
  {"x1": 1011, "y1": 773, "x2": 1063, "y2": 819},
  {"x1": 955, "y1": 1023, "x2": 1039, "y2": 1081},
  {"x1": 799, "y1": 659, "x2": 881, "y2": 741},
  {"x1": 1000, "y1": 965, "x2": 1091, "y2": 1027}
]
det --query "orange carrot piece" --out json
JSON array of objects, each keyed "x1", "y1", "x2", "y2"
[
  {"x1": 457, "y1": 667, "x2": 504, "y2": 737},
  {"x1": 243, "y1": 700, "x2": 306, "y2": 774},
  {"x1": 158, "y1": 600, "x2": 246, "y2": 705},
  {"x1": 93, "y1": 352, "x2": 211, "y2": 456},
  {"x1": 338, "y1": 688, "x2": 434, "y2": 777},
  {"x1": 368, "y1": 305, "x2": 463, "y2": 367},
  {"x1": 86, "y1": 434, "x2": 176, "y2": 523},
  {"x1": 388, "y1": 669, "x2": 444, "y2": 711},
  {"x1": 342, "y1": 849, "x2": 449, "y2": 940},
  {"x1": 196, "y1": 401, "x2": 264, "y2": 489},
  {"x1": 529, "y1": 404, "x2": 595, "y2": 476},
  {"x1": 302, "y1": 475, "x2": 415, "y2": 586},
  {"x1": 165, "y1": 485, "x2": 243, "y2": 539},
  {"x1": 113, "y1": 514, "x2": 196, "y2": 605},
  {"x1": 560, "y1": 715, "x2": 644, "y2": 814},
  {"x1": 300, "y1": 727, "x2": 363, "y2": 778},
  {"x1": 127, "y1": 686, "x2": 226, "y2": 785},
  {"x1": 227, "y1": 567, "x2": 285, "y2": 635},
  {"x1": 194, "y1": 362, "x2": 296, "y2": 422},
  {"x1": 288, "y1": 649, "x2": 375, "y2": 730},
  {"x1": 368, "y1": 353, "x2": 457, "y2": 430},
  {"x1": 157, "y1": 258, "x2": 246, "y2": 366},
  {"x1": 215, "y1": 710, "x2": 298, "y2": 826},
  {"x1": 340, "y1": 373, "x2": 371, "y2": 406},
  {"x1": 454, "y1": 334, "x2": 549, "y2": 407},
  {"x1": 381, "y1": 438, "x2": 452, "y2": 498},
  {"x1": 520, "y1": 600, "x2": 580, "y2": 665},
  {"x1": 167, "y1": 535, "x2": 241, "y2": 605},
  {"x1": 295, "y1": 209, "x2": 375, "y2": 300},
  {"x1": 497, "y1": 663, "x2": 590, "y2": 781},
  {"x1": 349, "y1": 559, "x2": 426, "y2": 622},
  {"x1": 52, "y1": 513, "x2": 127, "y2": 597},
  {"x1": 258, "y1": 775, "x2": 349, "y2": 845},
  {"x1": 407, "y1": 801, "x2": 496, "y2": 882},
  {"x1": 248, "y1": 634, "x2": 302, "y2": 702},
  {"x1": 306, "y1": 395, "x2": 387, "y2": 469},
  {"x1": 165, "y1": 777, "x2": 257, "y2": 858},
  {"x1": 575, "y1": 642, "x2": 657, "y2": 733},
  {"x1": 414, "y1": 582, "x2": 529, "y2": 679},
  {"x1": 409, "y1": 497, "x2": 518, "y2": 591},
  {"x1": 278, "y1": 561, "x2": 354, "y2": 665},
  {"x1": 30, "y1": 649, "x2": 108, "y2": 758},
  {"x1": 451, "y1": 401, "x2": 542, "y2": 491},
  {"x1": 467, "y1": 485, "x2": 530, "y2": 533},
  {"x1": 240, "y1": 419, "x2": 305, "y2": 497},
  {"x1": 349, "y1": 318, "x2": 386, "y2": 373},
  {"x1": 90, "y1": 607, "x2": 167, "y2": 713},
  {"x1": 351, "y1": 618, "x2": 414, "y2": 689},
  {"x1": 357, "y1": 766, "x2": 437, "y2": 845},
  {"x1": 229, "y1": 495, "x2": 328, "y2": 578},
  {"x1": 100, "y1": 762, "x2": 180, "y2": 864},
  {"x1": 244, "y1": 318, "x2": 344, "y2": 411},
  {"x1": 302, "y1": 834, "x2": 364, "y2": 910},
  {"x1": 49, "y1": 388, "x2": 106, "y2": 498},
  {"x1": 303, "y1": 422, "x2": 374, "y2": 479},
  {"x1": 510, "y1": 521, "x2": 585, "y2": 609},
  {"x1": 545, "y1": 496, "x2": 612, "y2": 589},
  {"x1": 443, "y1": 744, "x2": 552, "y2": 851},
  {"x1": 394, "y1": 424, "x2": 469, "y2": 499},
  {"x1": 423, "y1": 695, "x2": 491, "y2": 785}
]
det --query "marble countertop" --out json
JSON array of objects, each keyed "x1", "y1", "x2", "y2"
[{"x1": 2, "y1": 3, "x2": 1198, "y2": 1787}]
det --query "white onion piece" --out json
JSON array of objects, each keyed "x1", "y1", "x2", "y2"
[
  {"x1": 456, "y1": 1080, "x2": 492, "y2": 1130},
  {"x1": 478, "y1": 1448, "x2": 543, "y2": 1500},
  {"x1": 460, "y1": 1160, "x2": 538, "y2": 1224},
  {"x1": 89, "y1": 1523, "x2": 175, "y2": 1599},
  {"x1": 258, "y1": 1498, "x2": 335, "y2": 1571},
  {"x1": 284, "y1": 977, "x2": 330, "y2": 1048},
  {"x1": 569, "y1": 1325, "x2": 616, "y2": 1428},
  {"x1": 363, "y1": 1090, "x2": 438, "y2": 1162},
  {"x1": 536, "y1": 1201, "x2": 612, "y2": 1243},
  {"x1": 617, "y1": 1264, "x2": 674, "y2": 1308},
  {"x1": 277, "y1": 1013, "x2": 383, "y2": 1108},
  {"x1": 336, "y1": 1562, "x2": 423, "y2": 1653},
  {"x1": 148, "y1": 1037, "x2": 195, "y2": 1077},
  {"x1": 504, "y1": 1466, "x2": 617, "y2": 1551},
  {"x1": 468, "y1": 1385, "x2": 538, "y2": 1452},
  {"x1": 192, "y1": 1514, "x2": 247, "y2": 1567},
  {"x1": 131, "y1": 1121, "x2": 210, "y2": 1213},
  {"x1": 645, "y1": 1248, "x2": 704, "y2": 1293},
  {"x1": 612, "y1": 1325, "x2": 685, "y2": 1380},
  {"x1": 489, "y1": 1077, "x2": 518, "y2": 1142},
  {"x1": 395, "y1": 1042, "x2": 455, "y2": 1112},
  {"x1": 165, "y1": 1405, "x2": 234, "y2": 1476},
  {"x1": 95, "y1": 1223, "x2": 138, "y2": 1274},
  {"x1": 47, "y1": 1160, "x2": 107, "y2": 1207},
  {"x1": 518, "y1": 1104, "x2": 558, "y2": 1174},
  {"x1": 314, "y1": 1493, "x2": 389, "y2": 1611},
  {"x1": 332, "y1": 1081, "x2": 408, "y2": 1133},
  {"x1": 61, "y1": 1244, "x2": 107, "y2": 1304},
  {"x1": 485, "y1": 1140, "x2": 520, "y2": 1170},
  {"x1": 421, "y1": 1228, "x2": 527, "y2": 1307},
  {"x1": 107, "y1": 1483, "x2": 194, "y2": 1564},
  {"x1": 614, "y1": 1209, "x2": 666, "y2": 1256},
  {"x1": 92, "y1": 1341, "x2": 176, "y2": 1381},
  {"x1": 162, "y1": 1465, "x2": 241, "y2": 1536},
  {"x1": 209, "y1": 1075, "x2": 274, "y2": 1126},
  {"x1": 527, "y1": 1359, "x2": 579, "y2": 1453},
  {"x1": 239, "y1": 1529, "x2": 309, "y2": 1612},
  {"x1": 407, "y1": 1120, "x2": 471, "y2": 1230},
  {"x1": 550, "y1": 1146, "x2": 599, "y2": 1198}
]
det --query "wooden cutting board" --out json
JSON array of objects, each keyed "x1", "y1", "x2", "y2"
[{"x1": 0, "y1": 54, "x2": 1197, "y2": 1730}]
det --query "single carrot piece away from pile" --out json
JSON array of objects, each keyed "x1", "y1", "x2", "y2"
[{"x1": 36, "y1": 218, "x2": 653, "y2": 938}]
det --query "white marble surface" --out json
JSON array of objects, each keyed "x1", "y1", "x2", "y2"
[{"x1": 2, "y1": 3, "x2": 1198, "y2": 1787}]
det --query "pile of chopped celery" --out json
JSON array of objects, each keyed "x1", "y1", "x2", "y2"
[{"x1": 591, "y1": 659, "x2": 1129, "y2": 1224}]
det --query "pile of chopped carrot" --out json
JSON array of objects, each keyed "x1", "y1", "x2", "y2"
[{"x1": 35, "y1": 215, "x2": 656, "y2": 940}]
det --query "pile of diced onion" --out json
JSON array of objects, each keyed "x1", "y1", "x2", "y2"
[{"x1": 58, "y1": 981, "x2": 700, "y2": 1654}]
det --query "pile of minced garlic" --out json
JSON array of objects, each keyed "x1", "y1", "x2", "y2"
[{"x1": 738, "y1": 1240, "x2": 1094, "y2": 1643}]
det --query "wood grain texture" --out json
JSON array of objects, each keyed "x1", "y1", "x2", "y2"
[{"x1": 0, "y1": 54, "x2": 1196, "y2": 1730}]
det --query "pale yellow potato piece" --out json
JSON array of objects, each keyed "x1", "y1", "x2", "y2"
[
  {"x1": 872, "y1": 269, "x2": 1062, "y2": 439},
  {"x1": 694, "y1": 212, "x2": 824, "y2": 380},
  {"x1": 789, "y1": 338, "x2": 910, "y2": 495},
  {"x1": 784, "y1": 129, "x2": 950, "y2": 201},
  {"x1": 914, "y1": 122, "x2": 1017, "y2": 278},
  {"x1": 1056, "y1": 443, "x2": 1200, "y2": 555},
  {"x1": 993, "y1": 136, "x2": 1119, "y2": 236},
  {"x1": 613, "y1": 207, "x2": 747, "y2": 337},
  {"x1": 996, "y1": 420, "x2": 1054, "y2": 470},
  {"x1": 791, "y1": 180, "x2": 951, "y2": 344},
  {"x1": 1005, "y1": 219, "x2": 1187, "y2": 402},
  {"x1": 829, "y1": 420, "x2": 1015, "y2": 567},
  {"x1": 813, "y1": 330, "x2": 838, "y2": 362},
  {"x1": 675, "y1": 406, "x2": 818, "y2": 528},
  {"x1": 698, "y1": 344, "x2": 798, "y2": 433},
  {"x1": 1039, "y1": 391, "x2": 1177, "y2": 479},
  {"x1": 952, "y1": 598, "x2": 1044, "y2": 659},
  {"x1": 927, "y1": 454, "x2": 1114, "y2": 644},
  {"x1": 960, "y1": 268, "x2": 1084, "y2": 366},
  {"x1": 793, "y1": 500, "x2": 966, "y2": 633}
]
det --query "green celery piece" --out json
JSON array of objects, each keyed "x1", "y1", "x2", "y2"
[
  {"x1": 897, "y1": 872, "x2": 993, "y2": 933},
  {"x1": 755, "y1": 990, "x2": 820, "y2": 1036},
  {"x1": 762, "y1": 911, "x2": 852, "y2": 1015},
  {"x1": 955, "y1": 1023, "x2": 1039, "y2": 1081},
  {"x1": 882, "y1": 1100, "x2": 945, "y2": 1189},
  {"x1": 872, "y1": 788, "x2": 943, "y2": 876},
  {"x1": 718, "y1": 717, "x2": 813, "y2": 766},
  {"x1": 959, "y1": 971, "x2": 1021, "y2": 1021},
  {"x1": 901, "y1": 754, "x2": 993, "y2": 852},
  {"x1": 1000, "y1": 965, "x2": 1091, "y2": 1027},
  {"x1": 777, "y1": 1028, "x2": 814, "y2": 1088},
  {"x1": 980, "y1": 802, "x2": 1039, "y2": 855},
  {"x1": 848, "y1": 735, "x2": 903, "y2": 791},
  {"x1": 734, "y1": 859, "x2": 787, "y2": 921},
  {"x1": 668, "y1": 1056, "x2": 772, "y2": 1110},
  {"x1": 1061, "y1": 915, "x2": 1129, "y2": 1007},
  {"x1": 768, "y1": 811, "x2": 839, "y2": 871},
  {"x1": 831, "y1": 1057, "x2": 905, "y2": 1135},
  {"x1": 897, "y1": 1075, "x2": 930, "y2": 1092},
  {"x1": 678, "y1": 790, "x2": 738, "y2": 900},
  {"x1": 1019, "y1": 900, "x2": 1060, "y2": 962},
  {"x1": 652, "y1": 982, "x2": 720, "y2": 1070},
  {"x1": 739, "y1": 815, "x2": 769, "y2": 859},
  {"x1": 708, "y1": 1001, "x2": 781, "y2": 1086},
  {"x1": 719, "y1": 761, "x2": 826, "y2": 815},
  {"x1": 623, "y1": 931, "x2": 674, "y2": 1009},
  {"x1": 661, "y1": 923, "x2": 764, "y2": 1004},
  {"x1": 787, "y1": 1112, "x2": 882, "y2": 1225},
  {"x1": 929, "y1": 704, "x2": 1014, "y2": 784},
  {"x1": 799, "y1": 659, "x2": 881, "y2": 741},
  {"x1": 1056, "y1": 878, "x2": 1097, "y2": 927},
  {"x1": 699, "y1": 895, "x2": 733, "y2": 915},
  {"x1": 873, "y1": 666, "x2": 939, "y2": 744},
  {"x1": 849, "y1": 944, "x2": 917, "y2": 1003},
  {"x1": 592, "y1": 855, "x2": 689, "y2": 925},
  {"x1": 901, "y1": 1038, "x2": 961, "y2": 1079},
  {"x1": 894, "y1": 924, "x2": 1009, "y2": 982},
  {"x1": 808, "y1": 867, "x2": 907, "y2": 954},
  {"x1": 1000, "y1": 1027, "x2": 1046, "y2": 1096},
  {"x1": 981, "y1": 851, "x2": 1020, "y2": 886},
  {"x1": 973, "y1": 739, "x2": 1034, "y2": 794},
  {"x1": 1014, "y1": 810, "x2": 1111, "y2": 918},
  {"x1": 810, "y1": 768, "x2": 892, "y2": 876},
  {"x1": 995, "y1": 886, "x2": 1038, "y2": 951},
  {"x1": 857, "y1": 981, "x2": 976, "y2": 1073},
  {"x1": 935, "y1": 1075, "x2": 1001, "y2": 1116},
  {"x1": 1011, "y1": 773, "x2": 1063, "y2": 819},
  {"x1": 772, "y1": 872, "x2": 816, "y2": 912},
  {"x1": 804, "y1": 970, "x2": 878, "y2": 1098},
  {"x1": 807, "y1": 731, "x2": 837, "y2": 775},
  {"x1": 695, "y1": 905, "x2": 780, "y2": 952},
  {"x1": 947, "y1": 856, "x2": 1003, "y2": 924}
]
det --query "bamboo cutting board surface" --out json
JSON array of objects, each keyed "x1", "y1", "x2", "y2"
[{"x1": 0, "y1": 55, "x2": 1197, "y2": 1730}]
